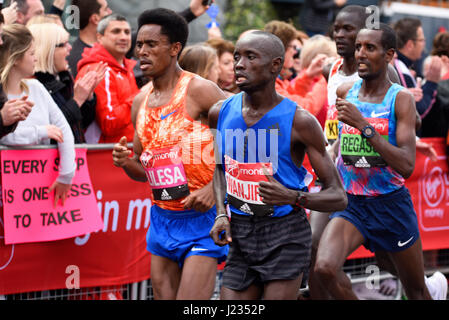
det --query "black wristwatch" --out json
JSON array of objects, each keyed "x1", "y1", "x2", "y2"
[
  {"x1": 361, "y1": 124, "x2": 376, "y2": 139},
  {"x1": 295, "y1": 191, "x2": 308, "y2": 208}
]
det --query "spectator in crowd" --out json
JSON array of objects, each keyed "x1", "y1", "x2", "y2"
[
  {"x1": 392, "y1": 18, "x2": 442, "y2": 125},
  {"x1": 77, "y1": 13, "x2": 139, "y2": 144},
  {"x1": 292, "y1": 34, "x2": 337, "y2": 125},
  {"x1": 264, "y1": 20, "x2": 328, "y2": 118},
  {"x1": 13, "y1": 0, "x2": 44, "y2": 25},
  {"x1": 418, "y1": 32, "x2": 449, "y2": 138},
  {"x1": 0, "y1": 11, "x2": 33, "y2": 138},
  {"x1": 179, "y1": 44, "x2": 220, "y2": 84},
  {"x1": 206, "y1": 38, "x2": 238, "y2": 96},
  {"x1": 0, "y1": 24, "x2": 75, "y2": 207},
  {"x1": 291, "y1": 30, "x2": 309, "y2": 77},
  {"x1": 67, "y1": 0, "x2": 112, "y2": 78},
  {"x1": 29, "y1": 22, "x2": 106, "y2": 143},
  {"x1": 300, "y1": 0, "x2": 347, "y2": 37}
]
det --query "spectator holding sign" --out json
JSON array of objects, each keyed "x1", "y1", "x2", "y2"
[{"x1": 0, "y1": 24, "x2": 75, "y2": 207}]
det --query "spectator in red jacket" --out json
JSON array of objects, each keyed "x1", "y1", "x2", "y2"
[{"x1": 77, "y1": 13, "x2": 139, "y2": 143}]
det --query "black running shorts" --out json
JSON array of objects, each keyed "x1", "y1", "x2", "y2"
[{"x1": 222, "y1": 210, "x2": 312, "y2": 291}]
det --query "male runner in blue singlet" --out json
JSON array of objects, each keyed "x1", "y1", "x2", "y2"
[
  {"x1": 314, "y1": 24, "x2": 433, "y2": 300},
  {"x1": 208, "y1": 31, "x2": 347, "y2": 300}
]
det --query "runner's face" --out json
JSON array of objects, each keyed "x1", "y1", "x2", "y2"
[
  {"x1": 333, "y1": 13, "x2": 361, "y2": 58},
  {"x1": 233, "y1": 36, "x2": 274, "y2": 91},
  {"x1": 355, "y1": 29, "x2": 391, "y2": 80},
  {"x1": 136, "y1": 24, "x2": 179, "y2": 78}
]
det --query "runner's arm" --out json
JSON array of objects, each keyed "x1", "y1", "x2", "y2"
[
  {"x1": 208, "y1": 100, "x2": 232, "y2": 246},
  {"x1": 293, "y1": 109, "x2": 347, "y2": 212},
  {"x1": 112, "y1": 91, "x2": 147, "y2": 182}
]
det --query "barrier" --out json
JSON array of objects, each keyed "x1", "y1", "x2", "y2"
[{"x1": 0, "y1": 139, "x2": 448, "y2": 299}]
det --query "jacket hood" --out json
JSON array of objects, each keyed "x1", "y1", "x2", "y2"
[{"x1": 77, "y1": 43, "x2": 136, "y2": 74}]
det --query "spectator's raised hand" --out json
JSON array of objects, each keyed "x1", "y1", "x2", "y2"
[
  {"x1": 190, "y1": 0, "x2": 214, "y2": 17},
  {"x1": 73, "y1": 71, "x2": 96, "y2": 107},
  {"x1": 1, "y1": 96, "x2": 33, "y2": 126},
  {"x1": 1, "y1": 2, "x2": 18, "y2": 25},
  {"x1": 425, "y1": 55, "x2": 443, "y2": 83},
  {"x1": 305, "y1": 53, "x2": 328, "y2": 79}
]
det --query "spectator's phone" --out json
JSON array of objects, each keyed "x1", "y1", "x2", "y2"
[{"x1": 202, "y1": 0, "x2": 213, "y2": 6}]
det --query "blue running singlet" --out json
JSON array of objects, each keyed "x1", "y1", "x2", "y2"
[
  {"x1": 216, "y1": 93, "x2": 312, "y2": 217},
  {"x1": 336, "y1": 80, "x2": 405, "y2": 196}
]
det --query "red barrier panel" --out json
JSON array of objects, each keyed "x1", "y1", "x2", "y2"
[{"x1": 0, "y1": 148, "x2": 152, "y2": 295}]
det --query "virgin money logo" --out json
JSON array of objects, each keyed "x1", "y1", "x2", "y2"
[
  {"x1": 423, "y1": 166, "x2": 444, "y2": 208},
  {"x1": 140, "y1": 151, "x2": 153, "y2": 168}
]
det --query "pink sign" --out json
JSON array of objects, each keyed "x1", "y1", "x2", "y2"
[{"x1": 1, "y1": 148, "x2": 103, "y2": 244}]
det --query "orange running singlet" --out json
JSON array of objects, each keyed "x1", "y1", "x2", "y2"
[{"x1": 136, "y1": 71, "x2": 215, "y2": 211}]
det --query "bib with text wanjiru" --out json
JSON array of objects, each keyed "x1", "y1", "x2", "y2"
[{"x1": 224, "y1": 155, "x2": 274, "y2": 216}]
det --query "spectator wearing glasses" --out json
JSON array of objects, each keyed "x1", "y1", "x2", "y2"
[{"x1": 29, "y1": 22, "x2": 106, "y2": 143}]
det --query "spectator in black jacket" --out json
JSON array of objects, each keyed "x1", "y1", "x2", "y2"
[{"x1": 29, "y1": 22, "x2": 105, "y2": 143}]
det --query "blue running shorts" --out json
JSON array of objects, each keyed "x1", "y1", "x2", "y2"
[
  {"x1": 146, "y1": 205, "x2": 229, "y2": 267},
  {"x1": 330, "y1": 186, "x2": 420, "y2": 253}
]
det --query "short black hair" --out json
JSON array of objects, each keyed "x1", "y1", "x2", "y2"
[
  {"x1": 337, "y1": 5, "x2": 370, "y2": 30},
  {"x1": 392, "y1": 17, "x2": 421, "y2": 49},
  {"x1": 360, "y1": 23, "x2": 397, "y2": 52},
  {"x1": 137, "y1": 8, "x2": 188, "y2": 51},
  {"x1": 378, "y1": 23, "x2": 397, "y2": 52},
  {"x1": 72, "y1": 0, "x2": 102, "y2": 30}
]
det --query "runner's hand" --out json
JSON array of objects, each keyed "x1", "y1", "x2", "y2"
[
  {"x1": 49, "y1": 180, "x2": 71, "y2": 207},
  {"x1": 336, "y1": 98, "x2": 367, "y2": 130},
  {"x1": 112, "y1": 136, "x2": 132, "y2": 167},
  {"x1": 210, "y1": 212, "x2": 232, "y2": 246},
  {"x1": 259, "y1": 169, "x2": 298, "y2": 206},
  {"x1": 181, "y1": 182, "x2": 214, "y2": 212}
]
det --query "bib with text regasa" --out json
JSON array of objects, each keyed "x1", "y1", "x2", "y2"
[
  {"x1": 224, "y1": 155, "x2": 274, "y2": 216},
  {"x1": 340, "y1": 118, "x2": 389, "y2": 168},
  {"x1": 140, "y1": 146, "x2": 190, "y2": 200}
]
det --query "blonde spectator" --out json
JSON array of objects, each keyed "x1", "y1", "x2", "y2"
[
  {"x1": 26, "y1": 13, "x2": 64, "y2": 27},
  {"x1": 299, "y1": 35, "x2": 337, "y2": 72},
  {"x1": 0, "y1": 24, "x2": 75, "y2": 207},
  {"x1": 29, "y1": 22, "x2": 105, "y2": 143},
  {"x1": 179, "y1": 44, "x2": 220, "y2": 84}
]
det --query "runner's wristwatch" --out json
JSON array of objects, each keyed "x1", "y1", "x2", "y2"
[
  {"x1": 361, "y1": 124, "x2": 376, "y2": 139},
  {"x1": 295, "y1": 191, "x2": 307, "y2": 208}
]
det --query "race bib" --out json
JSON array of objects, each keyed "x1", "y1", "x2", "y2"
[
  {"x1": 340, "y1": 118, "x2": 389, "y2": 168},
  {"x1": 140, "y1": 146, "x2": 190, "y2": 200},
  {"x1": 224, "y1": 155, "x2": 274, "y2": 216},
  {"x1": 325, "y1": 105, "x2": 338, "y2": 144}
]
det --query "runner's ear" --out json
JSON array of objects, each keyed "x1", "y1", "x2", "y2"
[{"x1": 170, "y1": 42, "x2": 183, "y2": 58}]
